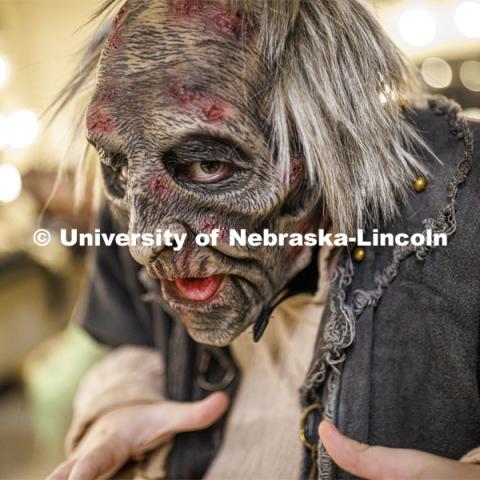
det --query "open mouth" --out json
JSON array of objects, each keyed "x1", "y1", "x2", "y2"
[{"x1": 168, "y1": 274, "x2": 225, "y2": 302}]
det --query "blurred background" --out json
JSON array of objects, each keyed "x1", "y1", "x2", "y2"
[{"x1": 0, "y1": 0, "x2": 478, "y2": 478}]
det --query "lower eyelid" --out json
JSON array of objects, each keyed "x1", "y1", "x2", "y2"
[{"x1": 187, "y1": 163, "x2": 230, "y2": 182}]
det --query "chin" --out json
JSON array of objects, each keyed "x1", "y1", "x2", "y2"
[
  {"x1": 178, "y1": 304, "x2": 263, "y2": 346},
  {"x1": 159, "y1": 274, "x2": 264, "y2": 346}
]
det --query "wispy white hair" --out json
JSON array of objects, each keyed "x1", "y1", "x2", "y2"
[{"x1": 52, "y1": 0, "x2": 427, "y2": 232}]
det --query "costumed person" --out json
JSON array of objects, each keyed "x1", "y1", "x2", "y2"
[{"x1": 48, "y1": 0, "x2": 480, "y2": 479}]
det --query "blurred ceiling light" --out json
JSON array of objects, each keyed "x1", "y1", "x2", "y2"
[
  {"x1": 0, "y1": 164, "x2": 22, "y2": 203},
  {"x1": 421, "y1": 57, "x2": 453, "y2": 89},
  {"x1": 460, "y1": 60, "x2": 480, "y2": 91},
  {"x1": 5, "y1": 110, "x2": 39, "y2": 149},
  {"x1": 455, "y1": 2, "x2": 480, "y2": 38},
  {"x1": 463, "y1": 108, "x2": 480, "y2": 120},
  {"x1": 398, "y1": 8, "x2": 436, "y2": 46},
  {"x1": 0, "y1": 57, "x2": 9, "y2": 88},
  {"x1": 0, "y1": 115, "x2": 7, "y2": 148}
]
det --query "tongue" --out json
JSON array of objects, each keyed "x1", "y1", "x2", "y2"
[{"x1": 175, "y1": 275, "x2": 224, "y2": 301}]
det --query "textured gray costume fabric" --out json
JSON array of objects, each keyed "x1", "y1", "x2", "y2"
[
  {"x1": 301, "y1": 98, "x2": 480, "y2": 479},
  {"x1": 78, "y1": 97, "x2": 480, "y2": 479}
]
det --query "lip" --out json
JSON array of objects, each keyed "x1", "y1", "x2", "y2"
[
  {"x1": 175, "y1": 275, "x2": 225, "y2": 301},
  {"x1": 162, "y1": 274, "x2": 226, "y2": 306}
]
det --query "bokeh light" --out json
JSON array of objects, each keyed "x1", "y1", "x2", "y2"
[
  {"x1": 5, "y1": 110, "x2": 39, "y2": 149},
  {"x1": 421, "y1": 57, "x2": 453, "y2": 89},
  {"x1": 460, "y1": 60, "x2": 480, "y2": 91},
  {"x1": 0, "y1": 57, "x2": 9, "y2": 88},
  {"x1": 0, "y1": 115, "x2": 7, "y2": 148},
  {"x1": 0, "y1": 163, "x2": 22, "y2": 203},
  {"x1": 455, "y1": 1, "x2": 480, "y2": 38},
  {"x1": 463, "y1": 108, "x2": 480, "y2": 120},
  {"x1": 398, "y1": 8, "x2": 437, "y2": 46}
]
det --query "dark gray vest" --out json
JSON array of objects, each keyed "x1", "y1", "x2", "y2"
[{"x1": 301, "y1": 97, "x2": 480, "y2": 479}]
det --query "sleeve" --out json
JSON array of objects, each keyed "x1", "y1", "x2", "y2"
[
  {"x1": 65, "y1": 209, "x2": 171, "y2": 456},
  {"x1": 65, "y1": 345, "x2": 166, "y2": 455},
  {"x1": 74, "y1": 206, "x2": 154, "y2": 347}
]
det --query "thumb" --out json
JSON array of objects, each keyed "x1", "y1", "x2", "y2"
[
  {"x1": 319, "y1": 421, "x2": 480, "y2": 480},
  {"x1": 129, "y1": 392, "x2": 230, "y2": 455},
  {"x1": 164, "y1": 391, "x2": 230, "y2": 434},
  {"x1": 319, "y1": 420, "x2": 414, "y2": 479}
]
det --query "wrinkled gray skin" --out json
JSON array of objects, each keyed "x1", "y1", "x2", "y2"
[{"x1": 86, "y1": 0, "x2": 323, "y2": 346}]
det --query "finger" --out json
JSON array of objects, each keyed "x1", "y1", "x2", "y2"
[
  {"x1": 319, "y1": 420, "x2": 421, "y2": 479},
  {"x1": 68, "y1": 437, "x2": 130, "y2": 480},
  {"x1": 46, "y1": 459, "x2": 76, "y2": 480},
  {"x1": 126, "y1": 392, "x2": 231, "y2": 455},
  {"x1": 319, "y1": 421, "x2": 479, "y2": 480},
  {"x1": 164, "y1": 391, "x2": 230, "y2": 434}
]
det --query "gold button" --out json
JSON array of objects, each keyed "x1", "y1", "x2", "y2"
[
  {"x1": 413, "y1": 175, "x2": 428, "y2": 193},
  {"x1": 353, "y1": 247, "x2": 366, "y2": 263}
]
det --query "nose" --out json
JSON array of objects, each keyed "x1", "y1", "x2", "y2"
[{"x1": 128, "y1": 220, "x2": 189, "y2": 266}]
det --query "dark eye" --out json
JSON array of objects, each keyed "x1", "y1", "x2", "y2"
[
  {"x1": 101, "y1": 152, "x2": 128, "y2": 198},
  {"x1": 186, "y1": 161, "x2": 231, "y2": 183},
  {"x1": 162, "y1": 135, "x2": 252, "y2": 191}
]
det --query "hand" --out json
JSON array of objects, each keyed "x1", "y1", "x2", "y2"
[
  {"x1": 319, "y1": 420, "x2": 480, "y2": 480},
  {"x1": 47, "y1": 392, "x2": 229, "y2": 480}
]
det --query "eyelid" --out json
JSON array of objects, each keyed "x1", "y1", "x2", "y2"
[
  {"x1": 165, "y1": 134, "x2": 253, "y2": 170},
  {"x1": 200, "y1": 130, "x2": 257, "y2": 166},
  {"x1": 225, "y1": 151, "x2": 252, "y2": 169},
  {"x1": 186, "y1": 161, "x2": 232, "y2": 183},
  {"x1": 93, "y1": 143, "x2": 128, "y2": 169},
  {"x1": 87, "y1": 134, "x2": 128, "y2": 165}
]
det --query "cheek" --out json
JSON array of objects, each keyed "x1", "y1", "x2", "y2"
[
  {"x1": 175, "y1": 243, "x2": 195, "y2": 272},
  {"x1": 287, "y1": 219, "x2": 313, "y2": 258},
  {"x1": 289, "y1": 159, "x2": 304, "y2": 188},
  {"x1": 148, "y1": 175, "x2": 173, "y2": 201},
  {"x1": 196, "y1": 215, "x2": 230, "y2": 242},
  {"x1": 288, "y1": 244, "x2": 307, "y2": 259}
]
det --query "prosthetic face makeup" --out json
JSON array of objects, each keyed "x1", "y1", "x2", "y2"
[{"x1": 87, "y1": 0, "x2": 322, "y2": 346}]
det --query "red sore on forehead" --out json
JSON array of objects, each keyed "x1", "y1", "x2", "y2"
[
  {"x1": 173, "y1": 0, "x2": 252, "y2": 40},
  {"x1": 175, "y1": 0, "x2": 203, "y2": 14},
  {"x1": 108, "y1": 1, "x2": 130, "y2": 48},
  {"x1": 167, "y1": 82, "x2": 228, "y2": 123},
  {"x1": 87, "y1": 110, "x2": 115, "y2": 134},
  {"x1": 202, "y1": 101, "x2": 226, "y2": 122},
  {"x1": 113, "y1": 2, "x2": 129, "y2": 29}
]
